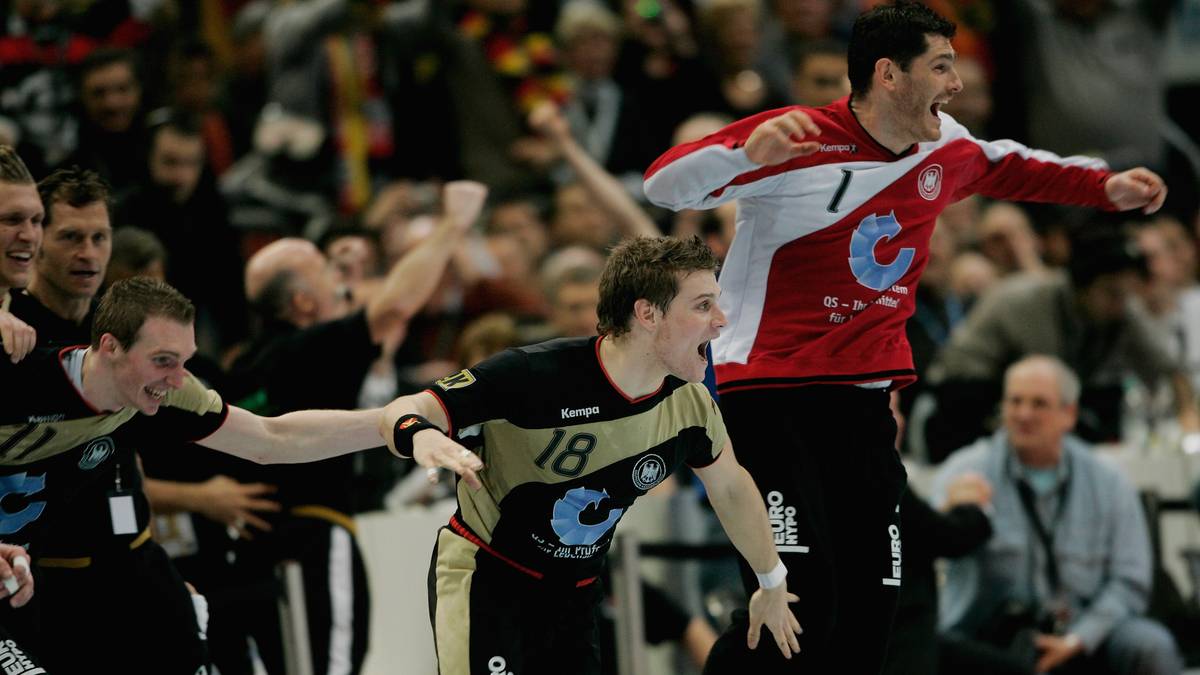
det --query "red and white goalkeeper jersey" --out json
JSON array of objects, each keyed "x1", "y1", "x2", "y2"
[{"x1": 644, "y1": 96, "x2": 1115, "y2": 394}]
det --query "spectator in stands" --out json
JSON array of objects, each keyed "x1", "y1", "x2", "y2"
[
  {"x1": 789, "y1": 39, "x2": 850, "y2": 107},
  {"x1": 0, "y1": 1, "x2": 96, "y2": 176},
  {"x1": 106, "y1": 227, "x2": 167, "y2": 287},
  {"x1": 170, "y1": 39, "x2": 236, "y2": 177},
  {"x1": 486, "y1": 195, "x2": 551, "y2": 265},
  {"x1": 214, "y1": 181, "x2": 488, "y2": 675},
  {"x1": 934, "y1": 355, "x2": 1183, "y2": 675},
  {"x1": 978, "y1": 202, "x2": 1046, "y2": 277},
  {"x1": 543, "y1": 263, "x2": 602, "y2": 338},
  {"x1": 63, "y1": 48, "x2": 146, "y2": 197},
  {"x1": 698, "y1": 0, "x2": 792, "y2": 117},
  {"x1": 117, "y1": 108, "x2": 248, "y2": 357},
  {"x1": 927, "y1": 227, "x2": 1194, "y2": 458},
  {"x1": 552, "y1": 0, "x2": 656, "y2": 190}
]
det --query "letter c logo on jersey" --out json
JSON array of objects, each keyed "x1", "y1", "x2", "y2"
[
  {"x1": 0, "y1": 473, "x2": 47, "y2": 535},
  {"x1": 551, "y1": 487, "x2": 624, "y2": 546},
  {"x1": 848, "y1": 211, "x2": 916, "y2": 292}
]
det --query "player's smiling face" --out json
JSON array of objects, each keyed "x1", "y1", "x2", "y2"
[
  {"x1": 106, "y1": 316, "x2": 197, "y2": 414},
  {"x1": 0, "y1": 181, "x2": 44, "y2": 291},
  {"x1": 894, "y1": 34, "x2": 961, "y2": 144},
  {"x1": 652, "y1": 271, "x2": 726, "y2": 383}
]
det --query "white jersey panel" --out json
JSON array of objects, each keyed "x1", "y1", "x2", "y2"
[{"x1": 714, "y1": 151, "x2": 934, "y2": 366}]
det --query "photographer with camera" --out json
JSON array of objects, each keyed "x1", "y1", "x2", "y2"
[{"x1": 933, "y1": 355, "x2": 1183, "y2": 675}]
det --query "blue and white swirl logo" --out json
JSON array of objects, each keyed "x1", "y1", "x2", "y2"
[
  {"x1": 78, "y1": 436, "x2": 114, "y2": 470},
  {"x1": 551, "y1": 487, "x2": 624, "y2": 546},
  {"x1": 848, "y1": 211, "x2": 915, "y2": 292}
]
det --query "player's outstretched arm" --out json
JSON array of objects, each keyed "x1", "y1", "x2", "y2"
[
  {"x1": 380, "y1": 391, "x2": 484, "y2": 489},
  {"x1": 694, "y1": 442, "x2": 802, "y2": 659},
  {"x1": 197, "y1": 406, "x2": 386, "y2": 464}
]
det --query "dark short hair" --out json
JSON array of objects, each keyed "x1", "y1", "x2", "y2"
[
  {"x1": 78, "y1": 47, "x2": 139, "y2": 87},
  {"x1": 78, "y1": 46, "x2": 138, "y2": 82},
  {"x1": 597, "y1": 236, "x2": 719, "y2": 338},
  {"x1": 0, "y1": 145, "x2": 35, "y2": 185},
  {"x1": 847, "y1": 1, "x2": 956, "y2": 97},
  {"x1": 146, "y1": 107, "x2": 202, "y2": 144},
  {"x1": 38, "y1": 166, "x2": 110, "y2": 228},
  {"x1": 792, "y1": 39, "x2": 848, "y2": 74},
  {"x1": 92, "y1": 277, "x2": 194, "y2": 348},
  {"x1": 109, "y1": 227, "x2": 167, "y2": 273},
  {"x1": 546, "y1": 263, "x2": 602, "y2": 305}
]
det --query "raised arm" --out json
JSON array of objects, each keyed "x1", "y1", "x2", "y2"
[
  {"x1": 197, "y1": 406, "x2": 385, "y2": 465},
  {"x1": 528, "y1": 103, "x2": 660, "y2": 238},
  {"x1": 694, "y1": 442, "x2": 801, "y2": 659},
  {"x1": 643, "y1": 109, "x2": 821, "y2": 211},
  {"x1": 365, "y1": 181, "x2": 488, "y2": 343}
]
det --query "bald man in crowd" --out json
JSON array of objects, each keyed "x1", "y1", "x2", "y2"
[{"x1": 172, "y1": 181, "x2": 487, "y2": 675}]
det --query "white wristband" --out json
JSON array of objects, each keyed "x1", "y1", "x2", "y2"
[{"x1": 756, "y1": 560, "x2": 787, "y2": 589}]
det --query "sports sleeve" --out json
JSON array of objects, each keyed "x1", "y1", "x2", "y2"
[
  {"x1": 154, "y1": 373, "x2": 230, "y2": 441},
  {"x1": 952, "y1": 126, "x2": 1115, "y2": 209},
  {"x1": 424, "y1": 348, "x2": 529, "y2": 437},
  {"x1": 686, "y1": 386, "x2": 728, "y2": 469},
  {"x1": 643, "y1": 106, "x2": 803, "y2": 211}
]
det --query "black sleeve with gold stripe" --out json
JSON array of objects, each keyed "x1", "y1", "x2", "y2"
[{"x1": 426, "y1": 347, "x2": 529, "y2": 436}]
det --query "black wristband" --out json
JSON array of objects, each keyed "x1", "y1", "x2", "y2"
[{"x1": 391, "y1": 414, "x2": 442, "y2": 458}]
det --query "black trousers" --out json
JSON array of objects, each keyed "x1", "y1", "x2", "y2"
[
  {"x1": 428, "y1": 527, "x2": 603, "y2": 675},
  {"x1": 36, "y1": 541, "x2": 209, "y2": 674},
  {"x1": 704, "y1": 386, "x2": 907, "y2": 675}
]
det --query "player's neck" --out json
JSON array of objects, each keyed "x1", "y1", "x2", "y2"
[
  {"x1": 598, "y1": 334, "x2": 666, "y2": 400},
  {"x1": 27, "y1": 279, "x2": 91, "y2": 324},
  {"x1": 79, "y1": 348, "x2": 121, "y2": 412},
  {"x1": 850, "y1": 94, "x2": 915, "y2": 155}
]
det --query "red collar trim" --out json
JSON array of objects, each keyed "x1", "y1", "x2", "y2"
[{"x1": 594, "y1": 335, "x2": 663, "y2": 404}]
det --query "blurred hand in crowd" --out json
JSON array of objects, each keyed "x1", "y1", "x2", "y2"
[{"x1": 942, "y1": 471, "x2": 992, "y2": 511}]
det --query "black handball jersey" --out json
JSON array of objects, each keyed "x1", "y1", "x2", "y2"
[
  {"x1": 428, "y1": 336, "x2": 727, "y2": 581},
  {"x1": 0, "y1": 347, "x2": 228, "y2": 551}
]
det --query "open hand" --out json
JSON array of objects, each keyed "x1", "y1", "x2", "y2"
[
  {"x1": 746, "y1": 585, "x2": 802, "y2": 659},
  {"x1": 412, "y1": 430, "x2": 484, "y2": 490},
  {"x1": 196, "y1": 475, "x2": 281, "y2": 540}
]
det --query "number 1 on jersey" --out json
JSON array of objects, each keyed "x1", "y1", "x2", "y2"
[{"x1": 827, "y1": 169, "x2": 853, "y2": 213}]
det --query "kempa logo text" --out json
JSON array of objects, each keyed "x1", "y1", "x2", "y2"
[{"x1": 561, "y1": 406, "x2": 599, "y2": 420}]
